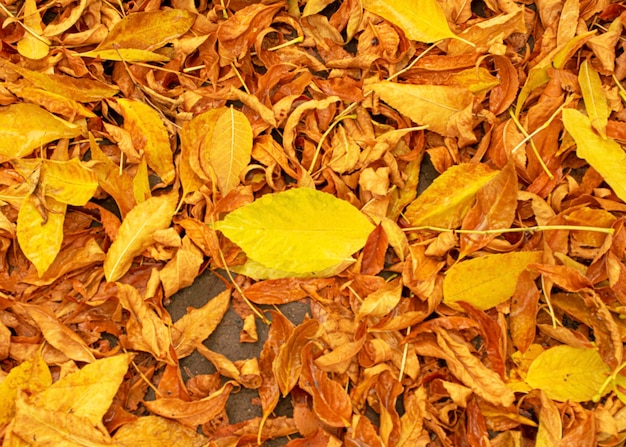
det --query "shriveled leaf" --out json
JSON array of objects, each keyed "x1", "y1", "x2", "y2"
[
  {"x1": 31, "y1": 354, "x2": 133, "y2": 425},
  {"x1": 274, "y1": 319, "x2": 320, "y2": 397},
  {"x1": 215, "y1": 188, "x2": 374, "y2": 275},
  {"x1": 116, "y1": 99, "x2": 175, "y2": 184},
  {"x1": 562, "y1": 108, "x2": 626, "y2": 202},
  {"x1": 357, "y1": 278, "x2": 403, "y2": 320},
  {"x1": 113, "y1": 416, "x2": 208, "y2": 447},
  {"x1": 404, "y1": 163, "x2": 498, "y2": 228},
  {"x1": 40, "y1": 159, "x2": 98, "y2": 205},
  {"x1": 11, "y1": 396, "x2": 114, "y2": 447},
  {"x1": 579, "y1": 60, "x2": 610, "y2": 138},
  {"x1": 535, "y1": 391, "x2": 562, "y2": 446},
  {"x1": 525, "y1": 346, "x2": 611, "y2": 402},
  {"x1": 0, "y1": 103, "x2": 83, "y2": 163},
  {"x1": 160, "y1": 236, "x2": 204, "y2": 298},
  {"x1": 362, "y1": 0, "x2": 458, "y2": 43},
  {"x1": 0, "y1": 353, "x2": 51, "y2": 427},
  {"x1": 172, "y1": 289, "x2": 231, "y2": 358},
  {"x1": 16, "y1": 195, "x2": 66, "y2": 277},
  {"x1": 144, "y1": 382, "x2": 234, "y2": 427},
  {"x1": 81, "y1": 9, "x2": 195, "y2": 61},
  {"x1": 17, "y1": 303, "x2": 96, "y2": 363},
  {"x1": 369, "y1": 82, "x2": 474, "y2": 138},
  {"x1": 443, "y1": 251, "x2": 543, "y2": 310},
  {"x1": 209, "y1": 107, "x2": 253, "y2": 195},
  {"x1": 244, "y1": 278, "x2": 334, "y2": 305},
  {"x1": 104, "y1": 192, "x2": 177, "y2": 282}
]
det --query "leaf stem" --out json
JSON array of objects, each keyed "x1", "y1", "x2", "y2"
[
  {"x1": 230, "y1": 62, "x2": 250, "y2": 95},
  {"x1": 592, "y1": 359, "x2": 626, "y2": 403},
  {"x1": 268, "y1": 35, "x2": 304, "y2": 52},
  {"x1": 403, "y1": 224, "x2": 614, "y2": 235},
  {"x1": 508, "y1": 109, "x2": 554, "y2": 180}
]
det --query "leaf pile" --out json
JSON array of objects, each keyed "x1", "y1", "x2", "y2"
[{"x1": 2, "y1": 0, "x2": 626, "y2": 445}]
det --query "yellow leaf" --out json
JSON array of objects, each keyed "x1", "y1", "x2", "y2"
[
  {"x1": 11, "y1": 396, "x2": 114, "y2": 447},
  {"x1": 159, "y1": 236, "x2": 204, "y2": 298},
  {"x1": 369, "y1": 81, "x2": 474, "y2": 138},
  {"x1": 104, "y1": 191, "x2": 178, "y2": 282},
  {"x1": 525, "y1": 346, "x2": 611, "y2": 402},
  {"x1": 443, "y1": 251, "x2": 543, "y2": 310},
  {"x1": 116, "y1": 99, "x2": 175, "y2": 184},
  {"x1": 30, "y1": 354, "x2": 133, "y2": 425},
  {"x1": 535, "y1": 391, "x2": 562, "y2": 446},
  {"x1": 113, "y1": 415, "x2": 208, "y2": 447},
  {"x1": 133, "y1": 156, "x2": 151, "y2": 204},
  {"x1": 404, "y1": 163, "x2": 498, "y2": 228},
  {"x1": 80, "y1": 9, "x2": 195, "y2": 61},
  {"x1": 0, "y1": 353, "x2": 51, "y2": 427},
  {"x1": 16, "y1": 303, "x2": 96, "y2": 363},
  {"x1": 40, "y1": 159, "x2": 98, "y2": 205},
  {"x1": 362, "y1": 0, "x2": 458, "y2": 43},
  {"x1": 0, "y1": 104, "x2": 84, "y2": 163},
  {"x1": 579, "y1": 60, "x2": 610, "y2": 138},
  {"x1": 16, "y1": 0, "x2": 49, "y2": 60},
  {"x1": 6, "y1": 83, "x2": 96, "y2": 118},
  {"x1": 562, "y1": 108, "x2": 626, "y2": 202},
  {"x1": 209, "y1": 107, "x2": 253, "y2": 195},
  {"x1": 357, "y1": 278, "x2": 403, "y2": 320},
  {"x1": 16, "y1": 195, "x2": 66, "y2": 276},
  {"x1": 172, "y1": 289, "x2": 231, "y2": 359}
]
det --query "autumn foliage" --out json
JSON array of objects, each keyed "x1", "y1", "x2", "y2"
[{"x1": 2, "y1": 0, "x2": 626, "y2": 445}]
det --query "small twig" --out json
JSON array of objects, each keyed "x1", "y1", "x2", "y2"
[
  {"x1": 268, "y1": 35, "x2": 304, "y2": 52},
  {"x1": 230, "y1": 62, "x2": 250, "y2": 94},
  {"x1": 403, "y1": 224, "x2": 615, "y2": 235}
]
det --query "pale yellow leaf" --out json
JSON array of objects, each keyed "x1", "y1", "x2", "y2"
[
  {"x1": 172, "y1": 289, "x2": 231, "y2": 359},
  {"x1": 443, "y1": 251, "x2": 543, "y2": 310},
  {"x1": 525, "y1": 346, "x2": 611, "y2": 402},
  {"x1": 0, "y1": 104, "x2": 84, "y2": 163},
  {"x1": 16, "y1": 195, "x2": 66, "y2": 277},
  {"x1": 209, "y1": 107, "x2": 253, "y2": 195},
  {"x1": 369, "y1": 82, "x2": 474, "y2": 137},
  {"x1": 362, "y1": 0, "x2": 458, "y2": 43},
  {"x1": 30, "y1": 354, "x2": 133, "y2": 425},
  {"x1": 104, "y1": 192, "x2": 177, "y2": 282},
  {"x1": 404, "y1": 163, "x2": 498, "y2": 228},
  {"x1": 117, "y1": 98, "x2": 175, "y2": 184},
  {"x1": 562, "y1": 108, "x2": 626, "y2": 202},
  {"x1": 578, "y1": 60, "x2": 610, "y2": 138}
]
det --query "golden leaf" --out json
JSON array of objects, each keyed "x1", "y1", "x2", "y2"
[
  {"x1": 104, "y1": 191, "x2": 177, "y2": 282},
  {"x1": 579, "y1": 60, "x2": 610, "y2": 138},
  {"x1": 113, "y1": 416, "x2": 208, "y2": 447},
  {"x1": 15, "y1": 0, "x2": 49, "y2": 60},
  {"x1": 443, "y1": 251, "x2": 543, "y2": 310},
  {"x1": 404, "y1": 163, "x2": 498, "y2": 228},
  {"x1": 159, "y1": 236, "x2": 204, "y2": 298},
  {"x1": 357, "y1": 277, "x2": 403, "y2": 320},
  {"x1": 562, "y1": 108, "x2": 626, "y2": 202},
  {"x1": 40, "y1": 159, "x2": 98, "y2": 206}
]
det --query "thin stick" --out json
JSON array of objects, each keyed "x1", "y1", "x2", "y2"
[{"x1": 403, "y1": 224, "x2": 614, "y2": 235}]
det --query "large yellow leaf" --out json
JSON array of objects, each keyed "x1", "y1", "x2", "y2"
[
  {"x1": 369, "y1": 82, "x2": 474, "y2": 137},
  {"x1": 579, "y1": 60, "x2": 610, "y2": 138},
  {"x1": 362, "y1": 0, "x2": 457, "y2": 43},
  {"x1": 16, "y1": 195, "x2": 66, "y2": 277},
  {"x1": 113, "y1": 416, "x2": 208, "y2": 447},
  {"x1": 30, "y1": 354, "x2": 133, "y2": 425},
  {"x1": 0, "y1": 353, "x2": 51, "y2": 427},
  {"x1": 562, "y1": 108, "x2": 626, "y2": 202},
  {"x1": 81, "y1": 9, "x2": 195, "y2": 61},
  {"x1": 214, "y1": 188, "x2": 374, "y2": 275},
  {"x1": 0, "y1": 103, "x2": 84, "y2": 163},
  {"x1": 11, "y1": 396, "x2": 114, "y2": 447},
  {"x1": 116, "y1": 99, "x2": 175, "y2": 184},
  {"x1": 40, "y1": 159, "x2": 98, "y2": 205},
  {"x1": 525, "y1": 346, "x2": 611, "y2": 402},
  {"x1": 104, "y1": 192, "x2": 178, "y2": 282},
  {"x1": 443, "y1": 251, "x2": 543, "y2": 310},
  {"x1": 172, "y1": 289, "x2": 231, "y2": 358},
  {"x1": 208, "y1": 107, "x2": 253, "y2": 195},
  {"x1": 404, "y1": 163, "x2": 498, "y2": 228}
]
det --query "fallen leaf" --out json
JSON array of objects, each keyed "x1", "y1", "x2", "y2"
[
  {"x1": 40, "y1": 159, "x2": 98, "y2": 205},
  {"x1": 579, "y1": 59, "x2": 610, "y2": 138},
  {"x1": 215, "y1": 188, "x2": 374, "y2": 275},
  {"x1": 562, "y1": 108, "x2": 626, "y2": 202},
  {"x1": 113, "y1": 415, "x2": 208, "y2": 447},
  {"x1": 104, "y1": 191, "x2": 178, "y2": 282},
  {"x1": 159, "y1": 236, "x2": 204, "y2": 298},
  {"x1": 525, "y1": 346, "x2": 611, "y2": 402},
  {"x1": 443, "y1": 251, "x2": 543, "y2": 310}
]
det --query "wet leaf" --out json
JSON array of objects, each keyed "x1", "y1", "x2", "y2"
[
  {"x1": 443, "y1": 251, "x2": 543, "y2": 310},
  {"x1": 209, "y1": 107, "x2": 253, "y2": 195},
  {"x1": 104, "y1": 192, "x2": 178, "y2": 282},
  {"x1": 0, "y1": 104, "x2": 83, "y2": 163},
  {"x1": 562, "y1": 108, "x2": 626, "y2": 202},
  {"x1": 362, "y1": 0, "x2": 458, "y2": 43},
  {"x1": 525, "y1": 346, "x2": 611, "y2": 402},
  {"x1": 404, "y1": 163, "x2": 498, "y2": 228},
  {"x1": 215, "y1": 188, "x2": 374, "y2": 275}
]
